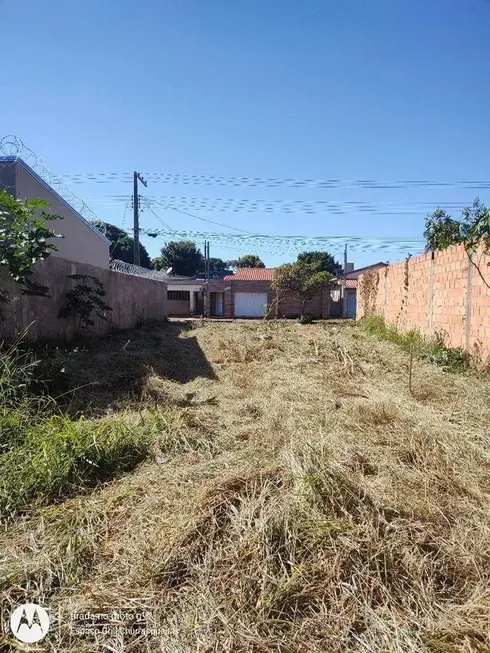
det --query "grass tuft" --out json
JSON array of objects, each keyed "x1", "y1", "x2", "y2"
[
  {"x1": 362, "y1": 315, "x2": 471, "y2": 372},
  {"x1": 0, "y1": 413, "x2": 153, "y2": 521}
]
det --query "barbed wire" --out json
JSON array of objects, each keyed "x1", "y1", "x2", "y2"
[
  {"x1": 109, "y1": 259, "x2": 168, "y2": 282},
  {"x1": 0, "y1": 135, "x2": 106, "y2": 237}
]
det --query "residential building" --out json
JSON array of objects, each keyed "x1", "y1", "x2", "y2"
[
  {"x1": 165, "y1": 277, "x2": 206, "y2": 316},
  {"x1": 343, "y1": 262, "x2": 388, "y2": 318},
  {"x1": 0, "y1": 157, "x2": 110, "y2": 268},
  {"x1": 208, "y1": 267, "x2": 332, "y2": 319},
  {"x1": 164, "y1": 262, "x2": 389, "y2": 319}
]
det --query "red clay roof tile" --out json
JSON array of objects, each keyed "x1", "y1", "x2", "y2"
[{"x1": 223, "y1": 268, "x2": 275, "y2": 281}]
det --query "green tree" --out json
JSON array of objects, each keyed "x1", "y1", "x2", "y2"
[
  {"x1": 0, "y1": 189, "x2": 63, "y2": 298},
  {"x1": 153, "y1": 240, "x2": 204, "y2": 277},
  {"x1": 424, "y1": 209, "x2": 463, "y2": 252},
  {"x1": 93, "y1": 221, "x2": 151, "y2": 269},
  {"x1": 206, "y1": 257, "x2": 233, "y2": 279},
  {"x1": 297, "y1": 250, "x2": 340, "y2": 274},
  {"x1": 271, "y1": 261, "x2": 334, "y2": 317},
  {"x1": 424, "y1": 198, "x2": 490, "y2": 289},
  {"x1": 228, "y1": 254, "x2": 265, "y2": 269}
]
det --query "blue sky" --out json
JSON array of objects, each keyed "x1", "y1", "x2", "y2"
[{"x1": 1, "y1": 0, "x2": 490, "y2": 268}]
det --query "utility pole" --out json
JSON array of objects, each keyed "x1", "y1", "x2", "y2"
[
  {"x1": 342, "y1": 243, "x2": 348, "y2": 318},
  {"x1": 204, "y1": 240, "x2": 210, "y2": 317},
  {"x1": 133, "y1": 171, "x2": 147, "y2": 266}
]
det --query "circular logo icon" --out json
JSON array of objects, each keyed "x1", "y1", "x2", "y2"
[{"x1": 10, "y1": 603, "x2": 50, "y2": 643}]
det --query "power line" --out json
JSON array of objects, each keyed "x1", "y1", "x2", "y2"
[
  {"x1": 85, "y1": 195, "x2": 473, "y2": 216},
  {"x1": 137, "y1": 226, "x2": 425, "y2": 255},
  {"x1": 142, "y1": 200, "x2": 177, "y2": 234},
  {"x1": 61, "y1": 171, "x2": 490, "y2": 191},
  {"x1": 146, "y1": 199, "x2": 259, "y2": 233},
  {"x1": 109, "y1": 197, "x2": 131, "y2": 254}
]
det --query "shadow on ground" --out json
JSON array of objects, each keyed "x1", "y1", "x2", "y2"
[{"x1": 32, "y1": 322, "x2": 217, "y2": 416}]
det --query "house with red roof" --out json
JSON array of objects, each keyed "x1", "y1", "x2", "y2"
[
  {"x1": 207, "y1": 267, "x2": 332, "y2": 318},
  {"x1": 165, "y1": 262, "x2": 388, "y2": 319}
]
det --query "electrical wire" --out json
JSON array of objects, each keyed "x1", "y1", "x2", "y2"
[
  {"x1": 61, "y1": 171, "x2": 490, "y2": 191},
  {"x1": 107, "y1": 197, "x2": 131, "y2": 256},
  {"x1": 142, "y1": 199, "x2": 177, "y2": 234},
  {"x1": 137, "y1": 226, "x2": 425, "y2": 255},
  {"x1": 84, "y1": 195, "x2": 473, "y2": 216},
  {"x1": 146, "y1": 199, "x2": 259, "y2": 233}
]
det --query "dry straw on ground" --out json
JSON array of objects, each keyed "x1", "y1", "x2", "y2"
[{"x1": 1, "y1": 320, "x2": 490, "y2": 652}]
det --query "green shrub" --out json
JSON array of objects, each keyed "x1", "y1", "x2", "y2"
[
  {"x1": 298, "y1": 314, "x2": 314, "y2": 325},
  {"x1": 0, "y1": 414, "x2": 152, "y2": 521},
  {"x1": 0, "y1": 343, "x2": 157, "y2": 522},
  {"x1": 361, "y1": 316, "x2": 469, "y2": 373}
]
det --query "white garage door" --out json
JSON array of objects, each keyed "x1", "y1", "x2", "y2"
[{"x1": 234, "y1": 292, "x2": 268, "y2": 317}]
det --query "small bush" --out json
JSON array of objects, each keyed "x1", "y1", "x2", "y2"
[
  {"x1": 361, "y1": 316, "x2": 469, "y2": 372},
  {"x1": 0, "y1": 343, "x2": 160, "y2": 522},
  {"x1": 0, "y1": 414, "x2": 153, "y2": 521},
  {"x1": 298, "y1": 314, "x2": 314, "y2": 325}
]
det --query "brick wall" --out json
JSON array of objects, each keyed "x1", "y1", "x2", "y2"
[
  {"x1": 357, "y1": 244, "x2": 490, "y2": 359},
  {"x1": 277, "y1": 289, "x2": 325, "y2": 318}
]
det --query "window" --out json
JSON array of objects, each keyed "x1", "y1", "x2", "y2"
[
  {"x1": 330, "y1": 288, "x2": 341, "y2": 302},
  {"x1": 167, "y1": 291, "x2": 190, "y2": 301}
]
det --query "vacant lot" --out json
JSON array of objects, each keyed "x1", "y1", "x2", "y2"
[{"x1": 1, "y1": 320, "x2": 490, "y2": 652}]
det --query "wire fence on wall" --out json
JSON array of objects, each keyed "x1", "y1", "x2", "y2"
[{"x1": 109, "y1": 258, "x2": 169, "y2": 282}]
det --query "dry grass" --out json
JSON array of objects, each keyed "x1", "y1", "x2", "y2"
[{"x1": 1, "y1": 319, "x2": 490, "y2": 651}]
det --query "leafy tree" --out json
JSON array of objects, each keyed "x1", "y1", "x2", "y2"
[
  {"x1": 424, "y1": 198, "x2": 490, "y2": 289},
  {"x1": 206, "y1": 257, "x2": 233, "y2": 279},
  {"x1": 93, "y1": 221, "x2": 151, "y2": 269},
  {"x1": 424, "y1": 209, "x2": 463, "y2": 252},
  {"x1": 153, "y1": 240, "x2": 204, "y2": 277},
  {"x1": 229, "y1": 254, "x2": 265, "y2": 269},
  {"x1": 0, "y1": 189, "x2": 63, "y2": 298},
  {"x1": 297, "y1": 250, "x2": 340, "y2": 274},
  {"x1": 271, "y1": 261, "x2": 334, "y2": 317},
  {"x1": 151, "y1": 256, "x2": 166, "y2": 272}
]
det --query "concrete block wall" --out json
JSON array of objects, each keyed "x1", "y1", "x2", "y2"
[
  {"x1": 357, "y1": 244, "x2": 490, "y2": 359},
  {"x1": 0, "y1": 256, "x2": 167, "y2": 342}
]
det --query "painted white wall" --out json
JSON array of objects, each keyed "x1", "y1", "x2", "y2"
[{"x1": 166, "y1": 284, "x2": 204, "y2": 292}]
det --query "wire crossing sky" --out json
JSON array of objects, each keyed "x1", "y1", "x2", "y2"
[
  {"x1": 1, "y1": 0, "x2": 489, "y2": 267},
  {"x1": 62, "y1": 172, "x2": 490, "y2": 190}
]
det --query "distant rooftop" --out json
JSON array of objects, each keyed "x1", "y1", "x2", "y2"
[
  {"x1": 345, "y1": 262, "x2": 388, "y2": 280},
  {"x1": 223, "y1": 268, "x2": 275, "y2": 281}
]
